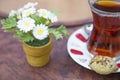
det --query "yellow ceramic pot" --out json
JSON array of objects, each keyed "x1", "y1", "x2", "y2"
[{"x1": 22, "y1": 38, "x2": 52, "y2": 67}]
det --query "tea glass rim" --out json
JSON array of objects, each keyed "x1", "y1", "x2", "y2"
[{"x1": 88, "y1": 0, "x2": 120, "y2": 17}]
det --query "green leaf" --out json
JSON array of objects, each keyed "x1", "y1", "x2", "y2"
[
  {"x1": 1, "y1": 17, "x2": 17, "y2": 32},
  {"x1": 21, "y1": 33, "x2": 34, "y2": 42},
  {"x1": 49, "y1": 28, "x2": 63, "y2": 40},
  {"x1": 49, "y1": 25, "x2": 69, "y2": 40},
  {"x1": 39, "y1": 17, "x2": 47, "y2": 24},
  {"x1": 30, "y1": 14, "x2": 48, "y2": 25},
  {"x1": 14, "y1": 29, "x2": 24, "y2": 37},
  {"x1": 14, "y1": 30, "x2": 34, "y2": 42},
  {"x1": 57, "y1": 25, "x2": 69, "y2": 36},
  {"x1": 30, "y1": 14, "x2": 41, "y2": 24},
  {"x1": 49, "y1": 28, "x2": 55, "y2": 33},
  {"x1": 3, "y1": 27, "x2": 15, "y2": 32},
  {"x1": 50, "y1": 10, "x2": 59, "y2": 15},
  {"x1": 53, "y1": 31, "x2": 63, "y2": 40}
]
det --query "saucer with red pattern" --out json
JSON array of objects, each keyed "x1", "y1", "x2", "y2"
[{"x1": 67, "y1": 24, "x2": 120, "y2": 72}]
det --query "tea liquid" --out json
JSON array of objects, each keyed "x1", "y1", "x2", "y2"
[{"x1": 88, "y1": 0, "x2": 120, "y2": 57}]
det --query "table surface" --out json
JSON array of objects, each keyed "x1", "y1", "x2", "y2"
[{"x1": 0, "y1": 19, "x2": 120, "y2": 80}]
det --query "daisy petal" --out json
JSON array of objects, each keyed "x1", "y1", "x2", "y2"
[
  {"x1": 17, "y1": 18, "x2": 35, "y2": 32},
  {"x1": 33, "y1": 24, "x2": 49, "y2": 40}
]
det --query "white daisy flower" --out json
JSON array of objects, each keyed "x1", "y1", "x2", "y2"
[
  {"x1": 22, "y1": 7, "x2": 36, "y2": 18},
  {"x1": 17, "y1": 18, "x2": 35, "y2": 32},
  {"x1": 33, "y1": 24, "x2": 49, "y2": 40},
  {"x1": 37, "y1": 9, "x2": 50, "y2": 18},
  {"x1": 48, "y1": 12, "x2": 58, "y2": 23},
  {"x1": 17, "y1": 8, "x2": 24, "y2": 19},
  {"x1": 9, "y1": 10, "x2": 17, "y2": 17},
  {"x1": 23, "y1": 2, "x2": 38, "y2": 9}
]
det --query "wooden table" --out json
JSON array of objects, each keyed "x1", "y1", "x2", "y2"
[{"x1": 0, "y1": 19, "x2": 120, "y2": 80}]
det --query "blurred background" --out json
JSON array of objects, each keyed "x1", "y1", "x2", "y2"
[{"x1": 0, "y1": 0, "x2": 92, "y2": 26}]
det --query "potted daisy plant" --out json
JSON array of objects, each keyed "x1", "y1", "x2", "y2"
[{"x1": 1, "y1": 2, "x2": 68, "y2": 67}]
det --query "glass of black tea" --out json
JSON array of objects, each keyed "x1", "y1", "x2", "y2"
[{"x1": 87, "y1": 0, "x2": 120, "y2": 58}]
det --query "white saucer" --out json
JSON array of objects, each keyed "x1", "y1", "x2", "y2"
[{"x1": 67, "y1": 24, "x2": 120, "y2": 73}]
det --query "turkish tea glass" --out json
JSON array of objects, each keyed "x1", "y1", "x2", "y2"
[{"x1": 87, "y1": 0, "x2": 120, "y2": 58}]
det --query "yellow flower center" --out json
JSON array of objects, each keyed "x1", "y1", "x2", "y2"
[
  {"x1": 37, "y1": 29, "x2": 43, "y2": 35},
  {"x1": 41, "y1": 11, "x2": 47, "y2": 17},
  {"x1": 24, "y1": 21, "x2": 30, "y2": 27},
  {"x1": 26, "y1": 10, "x2": 31, "y2": 16}
]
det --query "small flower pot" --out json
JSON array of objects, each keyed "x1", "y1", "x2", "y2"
[{"x1": 22, "y1": 38, "x2": 52, "y2": 67}]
